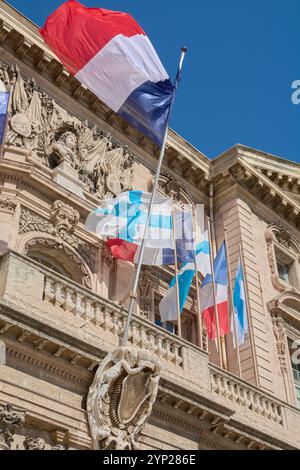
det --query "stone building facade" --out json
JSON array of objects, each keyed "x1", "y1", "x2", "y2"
[{"x1": 0, "y1": 0, "x2": 300, "y2": 450}]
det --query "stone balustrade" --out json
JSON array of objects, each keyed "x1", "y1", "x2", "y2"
[
  {"x1": 210, "y1": 366, "x2": 283, "y2": 425},
  {"x1": 43, "y1": 271, "x2": 183, "y2": 368}
]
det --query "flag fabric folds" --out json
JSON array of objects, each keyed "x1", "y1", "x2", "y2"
[
  {"x1": 159, "y1": 261, "x2": 195, "y2": 322},
  {"x1": 85, "y1": 190, "x2": 174, "y2": 249},
  {"x1": 232, "y1": 257, "x2": 248, "y2": 347},
  {"x1": 40, "y1": 0, "x2": 174, "y2": 146},
  {"x1": 195, "y1": 230, "x2": 211, "y2": 278},
  {"x1": 200, "y1": 241, "x2": 229, "y2": 340},
  {"x1": 106, "y1": 210, "x2": 195, "y2": 266},
  {"x1": 0, "y1": 81, "x2": 9, "y2": 146}
]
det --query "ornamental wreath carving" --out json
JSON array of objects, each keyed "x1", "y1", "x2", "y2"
[
  {"x1": 87, "y1": 347, "x2": 161, "y2": 450},
  {"x1": 0, "y1": 62, "x2": 134, "y2": 199}
]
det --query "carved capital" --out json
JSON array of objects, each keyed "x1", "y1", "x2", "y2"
[{"x1": 0, "y1": 404, "x2": 25, "y2": 450}]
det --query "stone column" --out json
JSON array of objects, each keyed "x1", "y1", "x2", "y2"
[{"x1": 0, "y1": 404, "x2": 25, "y2": 450}]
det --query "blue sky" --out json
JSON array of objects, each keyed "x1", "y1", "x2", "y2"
[{"x1": 7, "y1": 0, "x2": 300, "y2": 163}]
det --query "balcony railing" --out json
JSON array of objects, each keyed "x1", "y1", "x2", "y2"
[{"x1": 43, "y1": 272, "x2": 184, "y2": 368}]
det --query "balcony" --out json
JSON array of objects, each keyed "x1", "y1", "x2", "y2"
[{"x1": 0, "y1": 250, "x2": 300, "y2": 449}]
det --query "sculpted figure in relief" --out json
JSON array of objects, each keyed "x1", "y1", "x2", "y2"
[{"x1": 0, "y1": 62, "x2": 135, "y2": 199}]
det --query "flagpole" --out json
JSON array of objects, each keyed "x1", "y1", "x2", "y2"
[
  {"x1": 121, "y1": 47, "x2": 187, "y2": 347},
  {"x1": 172, "y1": 207, "x2": 182, "y2": 337},
  {"x1": 224, "y1": 229, "x2": 242, "y2": 378},
  {"x1": 192, "y1": 208, "x2": 203, "y2": 349},
  {"x1": 207, "y1": 216, "x2": 223, "y2": 368},
  {"x1": 239, "y1": 242, "x2": 260, "y2": 387},
  {"x1": 0, "y1": 83, "x2": 13, "y2": 159}
]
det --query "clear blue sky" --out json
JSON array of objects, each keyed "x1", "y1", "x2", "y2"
[{"x1": 6, "y1": 0, "x2": 300, "y2": 162}]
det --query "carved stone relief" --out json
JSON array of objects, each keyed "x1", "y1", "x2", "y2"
[
  {"x1": 23, "y1": 436, "x2": 46, "y2": 450},
  {"x1": 87, "y1": 347, "x2": 161, "y2": 450},
  {"x1": 19, "y1": 201, "x2": 96, "y2": 288},
  {"x1": 0, "y1": 62, "x2": 134, "y2": 199},
  {"x1": 0, "y1": 195, "x2": 17, "y2": 214},
  {"x1": 158, "y1": 173, "x2": 194, "y2": 208},
  {"x1": 0, "y1": 404, "x2": 25, "y2": 450},
  {"x1": 265, "y1": 223, "x2": 300, "y2": 293}
]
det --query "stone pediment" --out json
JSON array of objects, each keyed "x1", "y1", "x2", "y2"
[{"x1": 238, "y1": 147, "x2": 300, "y2": 204}]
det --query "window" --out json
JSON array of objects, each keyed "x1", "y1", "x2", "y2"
[
  {"x1": 28, "y1": 254, "x2": 69, "y2": 277},
  {"x1": 277, "y1": 261, "x2": 290, "y2": 283},
  {"x1": 289, "y1": 340, "x2": 300, "y2": 409},
  {"x1": 291, "y1": 360, "x2": 300, "y2": 409}
]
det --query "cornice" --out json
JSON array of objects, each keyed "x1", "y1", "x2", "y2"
[{"x1": 213, "y1": 158, "x2": 300, "y2": 229}]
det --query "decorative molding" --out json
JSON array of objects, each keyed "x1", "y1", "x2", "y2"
[
  {"x1": 19, "y1": 202, "x2": 96, "y2": 288},
  {"x1": 265, "y1": 222, "x2": 300, "y2": 293},
  {"x1": 87, "y1": 347, "x2": 161, "y2": 450}
]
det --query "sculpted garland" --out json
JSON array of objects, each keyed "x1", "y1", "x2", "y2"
[{"x1": 0, "y1": 62, "x2": 134, "y2": 199}]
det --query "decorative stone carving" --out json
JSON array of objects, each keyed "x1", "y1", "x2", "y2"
[
  {"x1": 0, "y1": 404, "x2": 25, "y2": 450},
  {"x1": 139, "y1": 268, "x2": 152, "y2": 319},
  {"x1": 87, "y1": 347, "x2": 161, "y2": 450},
  {"x1": 0, "y1": 62, "x2": 134, "y2": 199},
  {"x1": 0, "y1": 195, "x2": 17, "y2": 214},
  {"x1": 19, "y1": 204, "x2": 96, "y2": 285},
  {"x1": 158, "y1": 173, "x2": 193, "y2": 207},
  {"x1": 51, "y1": 200, "x2": 79, "y2": 235},
  {"x1": 23, "y1": 437, "x2": 46, "y2": 450},
  {"x1": 265, "y1": 223, "x2": 300, "y2": 293},
  {"x1": 272, "y1": 316, "x2": 287, "y2": 371}
]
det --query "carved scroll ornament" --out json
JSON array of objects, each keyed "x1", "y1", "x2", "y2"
[{"x1": 87, "y1": 347, "x2": 161, "y2": 450}]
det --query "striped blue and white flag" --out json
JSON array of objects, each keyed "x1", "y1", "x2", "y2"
[
  {"x1": 232, "y1": 257, "x2": 248, "y2": 347},
  {"x1": 85, "y1": 190, "x2": 174, "y2": 249},
  {"x1": 159, "y1": 261, "x2": 195, "y2": 323},
  {"x1": 0, "y1": 81, "x2": 9, "y2": 147},
  {"x1": 195, "y1": 230, "x2": 211, "y2": 278}
]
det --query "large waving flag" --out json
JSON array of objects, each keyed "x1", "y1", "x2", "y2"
[
  {"x1": 159, "y1": 261, "x2": 195, "y2": 323},
  {"x1": 107, "y1": 210, "x2": 195, "y2": 266},
  {"x1": 85, "y1": 190, "x2": 174, "y2": 249},
  {"x1": 0, "y1": 81, "x2": 9, "y2": 146},
  {"x1": 200, "y1": 241, "x2": 229, "y2": 340},
  {"x1": 40, "y1": 0, "x2": 174, "y2": 146},
  {"x1": 232, "y1": 257, "x2": 248, "y2": 347}
]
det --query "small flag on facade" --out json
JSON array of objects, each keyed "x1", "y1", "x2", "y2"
[
  {"x1": 200, "y1": 241, "x2": 229, "y2": 340},
  {"x1": 195, "y1": 230, "x2": 211, "y2": 278},
  {"x1": 40, "y1": 0, "x2": 174, "y2": 146},
  {"x1": 159, "y1": 261, "x2": 195, "y2": 323},
  {"x1": 232, "y1": 257, "x2": 248, "y2": 347},
  {"x1": 0, "y1": 81, "x2": 9, "y2": 147}
]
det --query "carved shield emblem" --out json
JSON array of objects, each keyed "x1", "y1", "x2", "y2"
[{"x1": 117, "y1": 371, "x2": 152, "y2": 425}]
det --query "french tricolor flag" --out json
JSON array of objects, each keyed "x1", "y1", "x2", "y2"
[
  {"x1": 40, "y1": 0, "x2": 174, "y2": 146},
  {"x1": 200, "y1": 241, "x2": 229, "y2": 340}
]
